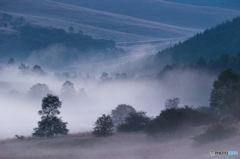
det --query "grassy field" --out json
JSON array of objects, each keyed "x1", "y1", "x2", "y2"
[{"x1": 0, "y1": 125, "x2": 239, "y2": 159}]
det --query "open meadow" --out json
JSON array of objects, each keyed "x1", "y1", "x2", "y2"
[{"x1": 0, "y1": 124, "x2": 239, "y2": 159}]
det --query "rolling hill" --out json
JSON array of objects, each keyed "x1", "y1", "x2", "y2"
[{"x1": 52, "y1": 0, "x2": 240, "y2": 29}]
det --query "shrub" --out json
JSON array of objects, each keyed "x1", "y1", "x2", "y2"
[
  {"x1": 117, "y1": 111, "x2": 150, "y2": 132},
  {"x1": 191, "y1": 124, "x2": 238, "y2": 145},
  {"x1": 145, "y1": 106, "x2": 215, "y2": 136}
]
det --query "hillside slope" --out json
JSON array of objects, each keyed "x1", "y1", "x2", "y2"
[
  {"x1": 0, "y1": 0, "x2": 199, "y2": 43},
  {"x1": 155, "y1": 16, "x2": 240, "y2": 63}
]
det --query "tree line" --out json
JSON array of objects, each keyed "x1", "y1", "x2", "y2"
[
  {"x1": 31, "y1": 68, "x2": 240, "y2": 145},
  {"x1": 157, "y1": 53, "x2": 240, "y2": 78}
]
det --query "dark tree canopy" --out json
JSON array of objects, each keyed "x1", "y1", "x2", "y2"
[
  {"x1": 32, "y1": 94, "x2": 68, "y2": 137},
  {"x1": 145, "y1": 106, "x2": 214, "y2": 136},
  {"x1": 111, "y1": 104, "x2": 136, "y2": 127},
  {"x1": 117, "y1": 111, "x2": 150, "y2": 132},
  {"x1": 210, "y1": 68, "x2": 240, "y2": 115},
  {"x1": 33, "y1": 116, "x2": 68, "y2": 137},
  {"x1": 92, "y1": 114, "x2": 114, "y2": 137}
]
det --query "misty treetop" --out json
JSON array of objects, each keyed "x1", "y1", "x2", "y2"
[
  {"x1": 18, "y1": 63, "x2": 46, "y2": 76},
  {"x1": 29, "y1": 83, "x2": 52, "y2": 100},
  {"x1": 61, "y1": 80, "x2": 76, "y2": 97}
]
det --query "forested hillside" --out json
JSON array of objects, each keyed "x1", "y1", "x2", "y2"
[{"x1": 156, "y1": 16, "x2": 240, "y2": 64}]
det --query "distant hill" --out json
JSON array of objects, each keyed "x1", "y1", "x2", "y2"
[
  {"x1": 155, "y1": 16, "x2": 240, "y2": 64},
  {"x1": 0, "y1": 13, "x2": 123, "y2": 67}
]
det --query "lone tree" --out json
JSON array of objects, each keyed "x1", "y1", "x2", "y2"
[
  {"x1": 165, "y1": 97, "x2": 180, "y2": 109},
  {"x1": 61, "y1": 80, "x2": 76, "y2": 97},
  {"x1": 32, "y1": 65, "x2": 46, "y2": 76},
  {"x1": 32, "y1": 94, "x2": 68, "y2": 138},
  {"x1": 92, "y1": 114, "x2": 114, "y2": 137},
  {"x1": 111, "y1": 104, "x2": 136, "y2": 127},
  {"x1": 210, "y1": 68, "x2": 240, "y2": 115}
]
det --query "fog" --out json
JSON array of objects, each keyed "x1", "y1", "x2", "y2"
[{"x1": 0, "y1": 63, "x2": 216, "y2": 139}]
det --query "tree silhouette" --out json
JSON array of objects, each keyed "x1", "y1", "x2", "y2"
[
  {"x1": 210, "y1": 68, "x2": 240, "y2": 115},
  {"x1": 32, "y1": 94, "x2": 68, "y2": 138},
  {"x1": 61, "y1": 80, "x2": 76, "y2": 97},
  {"x1": 32, "y1": 65, "x2": 46, "y2": 76},
  {"x1": 18, "y1": 63, "x2": 31, "y2": 76},
  {"x1": 100, "y1": 72, "x2": 111, "y2": 83},
  {"x1": 117, "y1": 111, "x2": 150, "y2": 132},
  {"x1": 8, "y1": 57, "x2": 15, "y2": 65},
  {"x1": 92, "y1": 114, "x2": 114, "y2": 137}
]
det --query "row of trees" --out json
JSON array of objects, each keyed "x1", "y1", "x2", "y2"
[
  {"x1": 157, "y1": 53, "x2": 240, "y2": 79},
  {"x1": 32, "y1": 68, "x2": 240, "y2": 138},
  {"x1": 92, "y1": 68, "x2": 240, "y2": 137},
  {"x1": 28, "y1": 81, "x2": 87, "y2": 100},
  {"x1": 0, "y1": 13, "x2": 26, "y2": 28}
]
